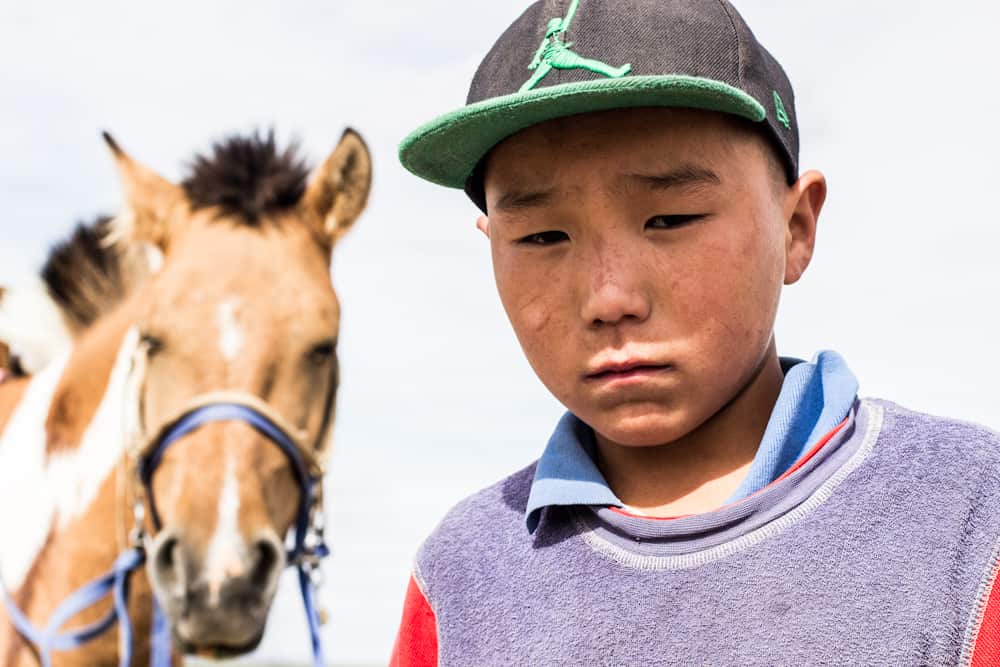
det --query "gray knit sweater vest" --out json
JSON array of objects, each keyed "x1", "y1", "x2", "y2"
[{"x1": 414, "y1": 400, "x2": 1000, "y2": 665}]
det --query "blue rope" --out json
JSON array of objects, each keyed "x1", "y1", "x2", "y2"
[
  {"x1": 299, "y1": 565, "x2": 327, "y2": 667},
  {"x1": 149, "y1": 598, "x2": 172, "y2": 667},
  {"x1": 2, "y1": 548, "x2": 144, "y2": 667}
]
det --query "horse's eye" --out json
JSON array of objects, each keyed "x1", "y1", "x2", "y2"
[
  {"x1": 140, "y1": 333, "x2": 165, "y2": 357},
  {"x1": 307, "y1": 340, "x2": 336, "y2": 365}
]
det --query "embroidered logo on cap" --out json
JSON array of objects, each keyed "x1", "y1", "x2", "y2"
[
  {"x1": 773, "y1": 90, "x2": 791, "y2": 130},
  {"x1": 521, "y1": 0, "x2": 632, "y2": 92}
]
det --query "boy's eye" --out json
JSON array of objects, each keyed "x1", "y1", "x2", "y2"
[
  {"x1": 645, "y1": 214, "x2": 704, "y2": 230},
  {"x1": 516, "y1": 231, "x2": 569, "y2": 245}
]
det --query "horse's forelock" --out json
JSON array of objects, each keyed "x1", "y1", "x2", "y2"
[{"x1": 181, "y1": 130, "x2": 310, "y2": 227}]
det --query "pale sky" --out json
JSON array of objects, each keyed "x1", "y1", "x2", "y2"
[{"x1": 1, "y1": 1, "x2": 998, "y2": 664}]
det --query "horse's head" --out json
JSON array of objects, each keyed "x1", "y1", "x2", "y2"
[{"x1": 104, "y1": 130, "x2": 371, "y2": 655}]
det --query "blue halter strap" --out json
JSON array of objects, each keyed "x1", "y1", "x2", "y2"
[{"x1": 2, "y1": 400, "x2": 330, "y2": 667}]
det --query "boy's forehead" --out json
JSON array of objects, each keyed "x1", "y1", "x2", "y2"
[
  {"x1": 498, "y1": 107, "x2": 737, "y2": 148},
  {"x1": 485, "y1": 107, "x2": 755, "y2": 184}
]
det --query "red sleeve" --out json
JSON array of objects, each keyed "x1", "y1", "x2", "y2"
[
  {"x1": 970, "y1": 558, "x2": 1000, "y2": 666},
  {"x1": 389, "y1": 575, "x2": 439, "y2": 667}
]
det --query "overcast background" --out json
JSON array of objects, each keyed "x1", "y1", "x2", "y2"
[{"x1": 1, "y1": 1, "x2": 998, "y2": 664}]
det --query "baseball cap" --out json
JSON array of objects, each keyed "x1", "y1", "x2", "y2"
[{"x1": 398, "y1": 0, "x2": 799, "y2": 211}]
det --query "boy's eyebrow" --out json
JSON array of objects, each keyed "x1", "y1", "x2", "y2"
[
  {"x1": 491, "y1": 164, "x2": 720, "y2": 213},
  {"x1": 624, "y1": 164, "x2": 722, "y2": 190},
  {"x1": 492, "y1": 188, "x2": 554, "y2": 213}
]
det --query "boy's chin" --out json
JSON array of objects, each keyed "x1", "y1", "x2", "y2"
[{"x1": 585, "y1": 407, "x2": 700, "y2": 448}]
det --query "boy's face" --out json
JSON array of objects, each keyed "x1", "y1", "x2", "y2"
[{"x1": 479, "y1": 107, "x2": 825, "y2": 447}]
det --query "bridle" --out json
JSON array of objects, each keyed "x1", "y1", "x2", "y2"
[
  {"x1": 135, "y1": 390, "x2": 333, "y2": 667},
  {"x1": 2, "y1": 337, "x2": 336, "y2": 667}
]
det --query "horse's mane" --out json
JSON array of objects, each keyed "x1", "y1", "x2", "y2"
[
  {"x1": 40, "y1": 217, "x2": 134, "y2": 335},
  {"x1": 182, "y1": 130, "x2": 311, "y2": 226}
]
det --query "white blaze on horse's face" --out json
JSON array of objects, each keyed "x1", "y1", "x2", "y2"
[
  {"x1": 203, "y1": 454, "x2": 242, "y2": 606},
  {"x1": 215, "y1": 296, "x2": 245, "y2": 362},
  {"x1": 104, "y1": 130, "x2": 371, "y2": 654}
]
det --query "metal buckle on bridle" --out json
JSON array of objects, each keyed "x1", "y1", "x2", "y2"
[
  {"x1": 129, "y1": 499, "x2": 147, "y2": 550},
  {"x1": 290, "y1": 500, "x2": 330, "y2": 624},
  {"x1": 301, "y1": 512, "x2": 327, "y2": 559}
]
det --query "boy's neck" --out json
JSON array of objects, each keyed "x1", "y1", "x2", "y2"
[{"x1": 594, "y1": 345, "x2": 784, "y2": 518}]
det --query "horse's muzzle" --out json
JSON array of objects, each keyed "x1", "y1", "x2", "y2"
[{"x1": 146, "y1": 527, "x2": 285, "y2": 653}]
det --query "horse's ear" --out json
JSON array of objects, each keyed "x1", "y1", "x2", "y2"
[
  {"x1": 301, "y1": 129, "x2": 372, "y2": 247},
  {"x1": 102, "y1": 132, "x2": 186, "y2": 250}
]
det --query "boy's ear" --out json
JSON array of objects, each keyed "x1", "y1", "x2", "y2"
[
  {"x1": 301, "y1": 128, "x2": 372, "y2": 248},
  {"x1": 102, "y1": 132, "x2": 186, "y2": 250},
  {"x1": 476, "y1": 216, "x2": 490, "y2": 238},
  {"x1": 783, "y1": 170, "x2": 827, "y2": 285}
]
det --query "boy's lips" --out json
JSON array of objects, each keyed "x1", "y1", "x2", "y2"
[{"x1": 584, "y1": 359, "x2": 673, "y2": 383}]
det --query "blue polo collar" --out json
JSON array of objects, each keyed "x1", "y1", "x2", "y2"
[{"x1": 525, "y1": 350, "x2": 859, "y2": 533}]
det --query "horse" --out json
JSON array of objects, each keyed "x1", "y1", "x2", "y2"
[{"x1": 0, "y1": 127, "x2": 372, "y2": 666}]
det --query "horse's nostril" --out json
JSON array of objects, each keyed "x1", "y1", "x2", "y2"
[
  {"x1": 250, "y1": 537, "x2": 280, "y2": 588},
  {"x1": 150, "y1": 532, "x2": 186, "y2": 592},
  {"x1": 157, "y1": 536, "x2": 178, "y2": 571}
]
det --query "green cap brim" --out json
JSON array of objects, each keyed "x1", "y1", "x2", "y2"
[{"x1": 398, "y1": 74, "x2": 767, "y2": 189}]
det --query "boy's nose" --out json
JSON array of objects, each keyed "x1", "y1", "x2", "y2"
[{"x1": 579, "y1": 253, "x2": 651, "y2": 328}]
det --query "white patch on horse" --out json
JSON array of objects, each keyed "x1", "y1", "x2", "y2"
[
  {"x1": 0, "y1": 277, "x2": 74, "y2": 374},
  {"x1": 204, "y1": 455, "x2": 244, "y2": 605},
  {"x1": 216, "y1": 297, "x2": 245, "y2": 362},
  {"x1": 104, "y1": 210, "x2": 135, "y2": 247},
  {"x1": 48, "y1": 328, "x2": 140, "y2": 529},
  {"x1": 0, "y1": 351, "x2": 71, "y2": 590},
  {"x1": 324, "y1": 212, "x2": 339, "y2": 235},
  {"x1": 142, "y1": 242, "x2": 164, "y2": 274}
]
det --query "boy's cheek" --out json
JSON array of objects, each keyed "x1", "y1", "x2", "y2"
[
  {"x1": 673, "y1": 227, "x2": 783, "y2": 337},
  {"x1": 508, "y1": 296, "x2": 573, "y2": 389},
  {"x1": 498, "y1": 285, "x2": 579, "y2": 393},
  {"x1": 494, "y1": 253, "x2": 567, "y2": 333},
  {"x1": 508, "y1": 291, "x2": 555, "y2": 335}
]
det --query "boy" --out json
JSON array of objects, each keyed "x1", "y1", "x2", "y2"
[{"x1": 391, "y1": 1, "x2": 1000, "y2": 664}]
